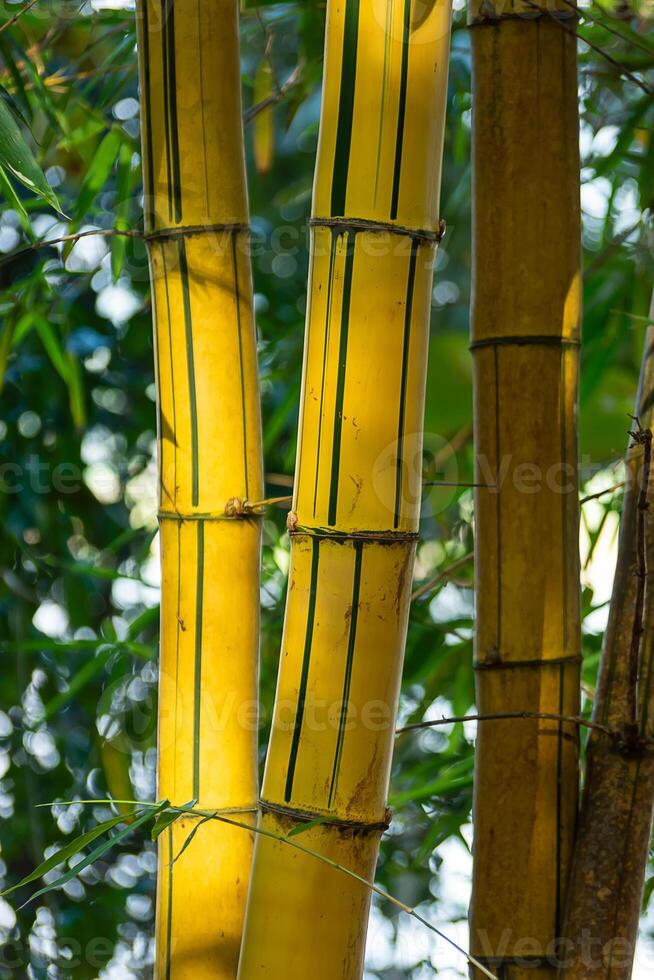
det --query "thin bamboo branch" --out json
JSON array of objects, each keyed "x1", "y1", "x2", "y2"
[
  {"x1": 396, "y1": 712, "x2": 611, "y2": 737},
  {"x1": 411, "y1": 553, "x2": 473, "y2": 602},
  {"x1": 0, "y1": 0, "x2": 40, "y2": 35}
]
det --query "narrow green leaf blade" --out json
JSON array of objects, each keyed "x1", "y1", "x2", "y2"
[
  {"x1": 151, "y1": 800, "x2": 197, "y2": 842},
  {"x1": 0, "y1": 98, "x2": 62, "y2": 213},
  {"x1": 1, "y1": 810, "x2": 130, "y2": 897},
  {"x1": 287, "y1": 815, "x2": 335, "y2": 837},
  {"x1": 111, "y1": 142, "x2": 134, "y2": 281},
  {"x1": 19, "y1": 800, "x2": 169, "y2": 907},
  {"x1": 172, "y1": 812, "x2": 213, "y2": 864},
  {"x1": 74, "y1": 126, "x2": 122, "y2": 225}
]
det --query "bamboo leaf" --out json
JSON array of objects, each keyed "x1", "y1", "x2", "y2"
[
  {"x1": 642, "y1": 874, "x2": 654, "y2": 911},
  {"x1": 63, "y1": 126, "x2": 122, "y2": 260},
  {"x1": 41, "y1": 646, "x2": 115, "y2": 721},
  {"x1": 151, "y1": 800, "x2": 197, "y2": 842},
  {"x1": 17, "y1": 801, "x2": 169, "y2": 907},
  {"x1": 0, "y1": 162, "x2": 29, "y2": 229},
  {"x1": 74, "y1": 127, "x2": 122, "y2": 224},
  {"x1": 172, "y1": 812, "x2": 213, "y2": 863},
  {"x1": 31, "y1": 313, "x2": 69, "y2": 382},
  {"x1": 111, "y1": 142, "x2": 134, "y2": 281},
  {"x1": 1, "y1": 810, "x2": 134, "y2": 898},
  {"x1": 100, "y1": 736, "x2": 134, "y2": 818},
  {"x1": 0, "y1": 97, "x2": 62, "y2": 213},
  {"x1": 65, "y1": 349, "x2": 86, "y2": 429},
  {"x1": 253, "y1": 60, "x2": 274, "y2": 175},
  {"x1": 287, "y1": 815, "x2": 335, "y2": 837},
  {"x1": 0, "y1": 306, "x2": 17, "y2": 392}
]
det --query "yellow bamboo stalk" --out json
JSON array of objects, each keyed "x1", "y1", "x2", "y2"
[
  {"x1": 237, "y1": 3, "x2": 452, "y2": 977},
  {"x1": 135, "y1": 2, "x2": 263, "y2": 977},
  {"x1": 560, "y1": 292, "x2": 654, "y2": 980},
  {"x1": 468, "y1": 4, "x2": 582, "y2": 978}
]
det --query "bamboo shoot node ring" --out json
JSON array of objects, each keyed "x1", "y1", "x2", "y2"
[
  {"x1": 469, "y1": 335, "x2": 581, "y2": 351},
  {"x1": 309, "y1": 216, "x2": 446, "y2": 244},
  {"x1": 259, "y1": 798, "x2": 393, "y2": 834},
  {"x1": 157, "y1": 508, "x2": 264, "y2": 523},
  {"x1": 468, "y1": 1, "x2": 578, "y2": 27},
  {"x1": 474, "y1": 653, "x2": 582, "y2": 670},
  {"x1": 143, "y1": 222, "x2": 252, "y2": 243},
  {"x1": 290, "y1": 525, "x2": 419, "y2": 543}
]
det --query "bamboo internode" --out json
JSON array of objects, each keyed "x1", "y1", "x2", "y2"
[
  {"x1": 136, "y1": 0, "x2": 263, "y2": 976},
  {"x1": 468, "y1": 11, "x2": 582, "y2": 980},
  {"x1": 237, "y1": 2, "x2": 452, "y2": 977}
]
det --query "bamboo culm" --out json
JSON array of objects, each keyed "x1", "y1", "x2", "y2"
[
  {"x1": 135, "y1": 1, "x2": 263, "y2": 976},
  {"x1": 237, "y1": 2, "x2": 452, "y2": 978},
  {"x1": 468, "y1": 4, "x2": 582, "y2": 979},
  {"x1": 559, "y1": 291, "x2": 654, "y2": 980}
]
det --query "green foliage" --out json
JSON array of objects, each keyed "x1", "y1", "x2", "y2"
[{"x1": 0, "y1": 90, "x2": 61, "y2": 214}]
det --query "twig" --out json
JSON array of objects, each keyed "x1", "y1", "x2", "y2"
[
  {"x1": 0, "y1": 0, "x2": 39, "y2": 35},
  {"x1": 561, "y1": 0, "x2": 654, "y2": 58},
  {"x1": 585, "y1": 218, "x2": 644, "y2": 275},
  {"x1": 422, "y1": 481, "x2": 492, "y2": 489},
  {"x1": 226, "y1": 494, "x2": 292, "y2": 515},
  {"x1": 626, "y1": 415, "x2": 652, "y2": 737},
  {"x1": 411, "y1": 553, "x2": 473, "y2": 603},
  {"x1": 523, "y1": 0, "x2": 654, "y2": 96},
  {"x1": 266, "y1": 472, "x2": 295, "y2": 488},
  {"x1": 244, "y1": 62, "x2": 303, "y2": 125},
  {"x1": 0, "y1": 227, "x2": 140, "y2": 269},
  {"x1": 580, "y1": 482, "x2": 624, "y2": 505},
  {"x1": 396, "y1": 710, "x2": 613, "y2": 738}
]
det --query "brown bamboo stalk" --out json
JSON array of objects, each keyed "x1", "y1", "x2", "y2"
[
  {"x1": 468, "y1": 3, "x2": 582, "y2": 978},
  {"x1": 559, "y1": 292, "x2": 654, "y2": 980}
]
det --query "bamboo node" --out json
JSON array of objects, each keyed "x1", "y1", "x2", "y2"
[
  {"x1": 474, "y1": 653, "x2": 582, "y2": 671},
  {"x1": 309, "y1": 216, "x2": 445, "y2": 245},
  {"x1": 615, "y1": 723, "x2": 649, "y2": 757},
  {"x1": 289, "y1": 524, "x2": 419, "y2": 543},
  {"x1": 259, "y1": 798, "x2": 392, "y2": 834},
  {"x1": 225, "y1": 497, "x2": 246, "y2": 517},
  {"x1": 144, "y1": 221, "x2": 251, "y2": 243},
  {"x1": 469, "y1": 335, "x2": 581, "y2": 352}
]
